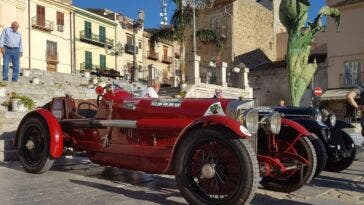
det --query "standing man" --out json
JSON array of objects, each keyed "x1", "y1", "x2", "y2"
[{"x1": 0, "y1": 21, "x2": 23, "y2": 82}]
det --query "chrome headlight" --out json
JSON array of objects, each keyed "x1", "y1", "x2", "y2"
[
  {"x1": 313, "y1": 112, "x2": 323, "y2": 123},
  {"x1": 261, "y1": 112, "x2": 282, "y2": 135},
  {"x1": 328, "y1": 114, "x2": 336, "y2": 127},
  {"x1": 237, "y1": 109, "x2": 259, "y2": 134}
]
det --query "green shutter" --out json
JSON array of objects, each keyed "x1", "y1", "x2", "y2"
[
  {"x1": 100, "y1": 54, "x2": 106, "y2": 70},
  {"x1": 99, "y1": 26, "x2": 106, "y2": 43},
  {"x1": 85, "y1": 21, "x2": 92, "y2": 39},
  {"x1": 85, "y1": 51, "x2": 92, "y2": 70}
]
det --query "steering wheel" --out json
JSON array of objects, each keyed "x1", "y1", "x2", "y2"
[{"x1": 96, "y1": 84, "x2": 122, "y2": 106}]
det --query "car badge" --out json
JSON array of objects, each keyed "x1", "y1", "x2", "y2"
[{"x1": 204, "y1": 102, "x2": 225, "y2": 116}]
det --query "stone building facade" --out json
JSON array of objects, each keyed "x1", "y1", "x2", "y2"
[{"x1": 185, "y1": 0, "x2": 283, "y2": 87}]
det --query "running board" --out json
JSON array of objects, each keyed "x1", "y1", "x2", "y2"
[{"x1": 60, "y1": 119, "x2": 137, "y2": 129}]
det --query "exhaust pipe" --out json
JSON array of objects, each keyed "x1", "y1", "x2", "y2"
[{"x1": 60, "y1": 119, "x2": 137, "y2": 129}]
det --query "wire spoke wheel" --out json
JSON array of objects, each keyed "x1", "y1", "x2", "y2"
[
  {"x1": 18, "y1": 116, "x2": 54, "y2": 174},
  {"x1": 175, "y1": 128, "x2": 259, "y2": 205}
]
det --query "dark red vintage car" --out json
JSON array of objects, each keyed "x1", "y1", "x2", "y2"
[{"x1": 14, "y1": 85, "x2": 316, "y2": 204}]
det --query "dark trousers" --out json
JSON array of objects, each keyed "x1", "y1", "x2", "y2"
[{"x1": 2, "y1": 46, "x2": 20, "y2": 81}]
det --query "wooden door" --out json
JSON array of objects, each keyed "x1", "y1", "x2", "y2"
[{"x1": 46, "y1": 41, "x2": 58, "y2": 71}]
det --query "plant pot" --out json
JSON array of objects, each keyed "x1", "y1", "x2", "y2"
[
  {"x1": 92, "y1": 78, "x2": 98, "y2": 85},
  {"x1": 23, "y1": 70, "x2": 31, "y2": 77},
  {"x1": 84, "y1": 72, "x2": 91, "y2": 78},
  {"x1": 11, "y1": 99, "x2": 23, "y2": 112},
  {"x1": 0, "y1": 87, "x2": 6, "y2": 97},
  {"x1": 32, "y1": 78, "x2": 40, "y2": 85}
]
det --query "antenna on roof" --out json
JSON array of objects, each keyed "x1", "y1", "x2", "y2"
[{"x1": 160, "y1": 0, "x2": 168, "y2": 26}]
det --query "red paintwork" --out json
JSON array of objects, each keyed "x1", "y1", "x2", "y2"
[{"x1": 281, "y1": 118, "x2": 310, "y2": 135}]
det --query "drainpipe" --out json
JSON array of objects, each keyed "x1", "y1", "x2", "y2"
[
  {"x1": 28, "y1": 0, "x2": 31, "y2": 70},
  {"x1": 115, "y1": 23, "x2": 117, "y2": 71},
  {"x1": 73, "y1": 11, "x2": 76, "y2": 73},
  {"x1": 69, "y1": 11, "x2": 73, "y2": 74}
]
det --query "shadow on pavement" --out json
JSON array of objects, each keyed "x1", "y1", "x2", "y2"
[
  {"x1": 251, "y1": 194, "x2": 313, "y2": 205},
  {"x1": 70, "y1": 179, "x2": 185, "y2": 205},
  {"x1": 313, "y1": 175, "x2": 364, "y2": 192}
]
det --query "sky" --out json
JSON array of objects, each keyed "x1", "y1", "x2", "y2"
[{"x1": 73, "y1": 0, "x2": 326, "y2": 29}]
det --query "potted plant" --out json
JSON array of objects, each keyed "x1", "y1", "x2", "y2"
[
  {"x1": 0, "y1": 82, "x2": 6, "y2": 97},
  {"x1": 32, "y1": 77, "x2": 40, "y2": 84},
  {"x1": 9, "y1": 92, "x2": 36, "y2": 112},
  {"x1": 23, "y1": 69, "x2": 31, "y2": 77}
]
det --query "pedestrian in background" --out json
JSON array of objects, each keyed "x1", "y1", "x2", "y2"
[
  {"x1": 213, "y1": 89, "x2": 223, "y2": 99},
  {"x1": 0, "y1": 21, "x2": 23, "y2": 82},
  {"x1": 278, "y1": 100, "x2": 286, "y2": 107}
]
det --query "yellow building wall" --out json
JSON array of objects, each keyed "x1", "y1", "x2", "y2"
[
  {"x1": 29, "y1": 0, "x2": 73, "y2": 73},
  {"x1": 74, "y1": 10, "x2": 116, "y2": 72}
]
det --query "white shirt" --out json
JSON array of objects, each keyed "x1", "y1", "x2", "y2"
[{"x1": 140, "y1": 87, "x2": 159, "y2": 98}]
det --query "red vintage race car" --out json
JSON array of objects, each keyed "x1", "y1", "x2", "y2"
[{"x1": 14, "y1": 85, "x2": 316, "y2": 205}]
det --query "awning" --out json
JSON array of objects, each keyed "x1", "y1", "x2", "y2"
[{"x1": 320, "y1": 88, "x2": 353, "y2": 101}]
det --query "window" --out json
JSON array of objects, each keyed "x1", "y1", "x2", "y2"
[
  {"x1": 343, "y1": 61, "x2": 361, "y2": 87},
  {"x1": 100, "y1": 54, "x2": 106, "y2": 70},
  {"x1": 84, "y1": 21, "x2": 92, "y2": 39},
  {"x1": 56, "y1": 12, "x2": 64, "y2": 26},
  {"x1": 210, "y1": 15, "x2": 221, "y2": 34},
  {"x1": 36, "y1": 5, "x2": 45, "y2": 27},
  {"x1": 127, "y1": 35, "x2": 133, "y2": 45},
  {"x1": 139, "y1": 41, "x2": 142, "y2": 49},
  {"x1": 46, "y1": 40, "x2": 57, "y2": 56},
  {"x1": 99, "y1": 26, "x2": 106, "y2": 43},
  {"x1": 163, "y1": 46, "x2": 168, "y2": 58},
  {"x1": 85, "y1": 51, "x2": 92, "y2": 70}
]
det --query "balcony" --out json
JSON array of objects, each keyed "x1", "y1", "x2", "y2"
[
  {"x1": 125, "y1": 44, "x2": 139, "y2": 54},
  {"x1": 80, "y1": 62, "x2": 112, "y2": 71},
  {"x1": 57, "y1": 25, "x2": 64, "y2": 32},
  {"x1": 79, "y1": 31, "x2": 113, "y2": 48},
  {"x1": 32, "y1": 17, "x2": 54, "y2": 32},
  {"x1": 46, "y1": 52, "x2": 58, "y2": 64},
  {"x1": 162, "y1": 56, "x2": 173, "y2": 64},
  {"x1": 147, "y1": 51, "x2": 159, "y2": 60}
]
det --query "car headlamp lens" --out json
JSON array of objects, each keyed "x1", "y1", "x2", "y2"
[
  {"x1": 269, "y1": 112, "x2": 282, "y2": 135},
  {"x1": 238, "y1": 109, "x2": 259, "y2": 134},
  {"x1": 328, "y1": 114, "x2": 336, "y2": 127}
]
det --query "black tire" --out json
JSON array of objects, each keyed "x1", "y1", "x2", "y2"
[
  {"x1": 175, "y1": 128, "x2": 259, "y2": 205},
  {"x1": 18, "y1": 116, "x2": 54, "y2": 174},
  {"x1": 260, "y1": 136, "x2": 317, "y2": 193},
  {"x1": 325, "y1": 130, "x2": 356, "y2": 172},
  {"x1": 308, "y1": 134, "x2": 328, "y2": 176}
]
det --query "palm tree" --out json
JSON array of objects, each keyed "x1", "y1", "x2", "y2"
[{"x1": 150, "y1": 0, "x2": 222, "y2": 85}]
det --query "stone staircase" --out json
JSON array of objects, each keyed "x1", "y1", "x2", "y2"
[
  {"x1": 159, "y1": 87, "x2": 181, "y2": 97},
  {"x1": 0, "y1": 69, "x2": 146, "y2": 162}
]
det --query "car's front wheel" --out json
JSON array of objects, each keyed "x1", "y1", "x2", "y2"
[
  {"x1": 175, "y1": 128, "x2": 259, "y2": 205},
  {"x1": 18, "y1": 116, "x2": 54, "y2": 174}
]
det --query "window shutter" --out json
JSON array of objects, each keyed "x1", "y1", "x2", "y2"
[
  {"x1": 99, "y1": 26, "x2": 106, "y2": 43},
  {"x1": 85, "y1": 51, "x2": 92, "y2": 70},
  {"x1": 37, "y1": 5, "x2": 45, "y2": 27},
  {"x1": 100, "y1": 55, "x2": 106, "y2": 70},
  {"x1": 57, "y1": 12, "x2": 64, "y2": 26},
  {"x1": 84, "y1": 21, "x2": 92, "y2": 39}
]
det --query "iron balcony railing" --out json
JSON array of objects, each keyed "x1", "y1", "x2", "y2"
[
  {"x1": 162, "y1": 56, "x2": 173, "y2": 64},
  {"x1": 125, "y1": 44, "x2": 139, "y2": 54},
  {"x1": 147, "y1": 51, "x2": 159, "y2": 60},
  {"x1": 32, "y1": 17, "x2": 54, "y2": 32},
  {"x1": 80, "y1": 62, "x2": 112, "y2": 71},
  {"x1": 79, "y1": 31, "x2": 114, "y2": 48}
]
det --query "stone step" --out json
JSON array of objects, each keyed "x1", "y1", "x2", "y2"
[{"x1": 0, "y1": 150, "x2": 18, "y2": 162}]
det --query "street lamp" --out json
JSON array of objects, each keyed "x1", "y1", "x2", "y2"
[
  {"x1": 131, "y1": 10, "x2": 145, "y2": 83},
  {"x1": 183, "y1": 0, "x2": 215, "y2": 55}
]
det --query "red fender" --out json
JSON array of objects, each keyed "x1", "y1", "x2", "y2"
[
  {"x1": 163, "y1": 115, "x2": 250, "y2": 173},
  {"x1": 281, "y1": 118, "x2": 310, "y2": 136},
  {"x1": 15, "y1": 109, "x2": 63, "y2": 158}
]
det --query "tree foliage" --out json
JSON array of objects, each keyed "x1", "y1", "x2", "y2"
[{"x1": 280, "y1": 0, "x2": 340, "y2": 106}]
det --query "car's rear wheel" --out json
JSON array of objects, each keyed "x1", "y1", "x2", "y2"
[
  {"x1": 308, "y1": 134, "x2": 328, "y2": 176},
  {"x1": 260, "y1": 134, "x2": 317, "y2": 193},
  {"x1": 175, "y1": 128, "x2": 259, "y2": 205},
  {"x1": 18, "y1": 116, "x2": 54, "y2": 174}
]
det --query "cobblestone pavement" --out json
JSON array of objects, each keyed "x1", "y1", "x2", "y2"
[{"x1": 0, "y1": 155, "x2": 363, "y2": 205}]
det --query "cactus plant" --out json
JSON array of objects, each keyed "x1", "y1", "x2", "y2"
[{"x1": 280, "y1": 0, "x2": 340, "y2": 106}]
